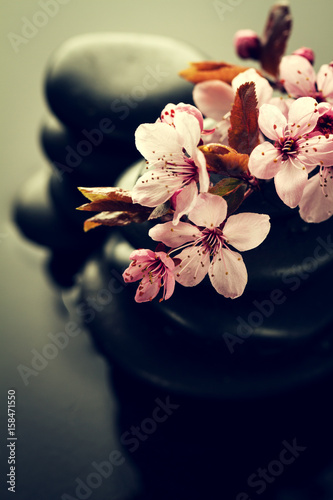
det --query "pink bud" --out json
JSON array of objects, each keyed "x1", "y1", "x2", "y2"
[
  {"x1": 234, "y1": 29, "x2": 261, "y2": 60},
  {"x1": 292, "y1": 47, "x2": 315, "y2": 65}
]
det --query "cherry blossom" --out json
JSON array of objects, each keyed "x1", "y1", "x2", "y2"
[
  {"x1": 149, "y1": 193, "x2": 270, "y2": 299},
  {"x1": 132, "y1": 110, "x2": 209, "y2": 218},
  {"x1": 192, "y1": 68, "x2": 277, "y2": 144},
  {"x1": 280, "y1": 55, "x2": 333, "y2": 103},
  {"x1": 248, "y1": 97, "x2": 333, "y2": 208},
  {"x1": 299, "y1": 166, "x2": 333, "y2": 223},
  {"x1": 122, "y1": 249, "x2": 176, "y2": 303}
]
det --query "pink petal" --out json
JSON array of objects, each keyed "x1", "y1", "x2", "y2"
[
  {"x1": 258, "y1": 104, "x2": 287, "y2": 141},
  {"x1": 299, "y1": 172, "x2": 333, "y2": 223},
  {"x1": 248, "y1": 142, "x2": 281, "y2": 179},
  {"x1": 279, "y1": 55, "x2": 317, "y2": 98},
  {"x1": 175, "y1": 103, "x2": 204, "y2": 132},
  {"x1": 134, "y1": 276, "x2": 160, "y2": 303},
  {"x1": 299, "y1": 133, "x2": 333, "y2": 168},
  {"x1": 173, "y1": 112, "x2": 201, "y2": 157},
  {"x1": 268, "y1": 97, "x2": 293, "y2": 118},
  {"x1": 195, "y1": 147, "x2": 209, "y2": 192},
  {"x1": 155, "y1": 251, "x2": 175, "y2": 271},
  {"x1": 317, "y1": 63, "x2": 333, "y2": 103},
  {"x1": 209, "y1": 249, "x2": 247, "y2": 298},
  {"x1": 223, "y1": 213, "x2": 270, "y2": 251},
  {"x1": 128, "y1": 248, "x2": 155, "y2": 262},
  {"x1": 135, "y1": 122, "x2": 182, "y2": 164},
  {"x1": 232, "y1": 68, "x2": 273, "y2": 107},
  {"x1": 174, "y1": 245, "x2": 210, "y2": 287},
  {"x1": 149, "y1": 221, "x2": 200, "y2": 247},
  {"x1": 287, "y1": 97, "x2": 320, "y2": 135},
  {"x1": 163, "y1": 271, "x2": 176, "y2": 300},
  {"x1": 188, "y1": 193, "x2": 227, "y2": 228},
  {"x1": 132, "y1": 166, "x2": 183, "y2": 207},
  {"x1": 172, "y1": 181, "x2": 198, "y2": 225},
  {"x1": 274, "y1": 159, "x2": 308, "y2": 208},
  {"x1": 193, "y1": 80, "x2": 235, "y2": 121}
]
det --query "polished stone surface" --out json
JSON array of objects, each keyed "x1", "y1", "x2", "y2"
[{"x1": 45, "y1": 32, "x2": 205, "y2": 140}]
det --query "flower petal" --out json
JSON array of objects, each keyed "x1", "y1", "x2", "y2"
[
  {"x1": 149, "y1": 221, "x2": 200, "y2": 247},
  {"x1": 132, "y1": 166, "x2": 183, "y2": 207},
  {"x1": 209, "y1": 249, "x2": 247, "y2": 298},
  {"x1": 174, "y1": 245, "x2": 210, "y2": 287},
  {"x1": 299, "y1": 171, "x2": 333, "y2": 223},
  {"x1": 258, "y1": 104, "x2": 287, "y2": 141},
  {"x1": 173, "y1": 112, "x2": 201, "y2": 157},
  {"x1": 287, "y1": 97, "x2": 320, "y2": 135},
  {"x1": 172, "y1": 181, "x2": 198, "y2": 225},
  {"x1": 299, "y1": 133, "x2": 333, "y2": 168},
  {"x1": 135, "y1": 122, "x2": 182, "y2": 164},
  {"x1": 279, "y1": 55, "x2": 317, "y2": 98},
  {"x1": 134, "y1": 276, "x2": 160, "y2": 303},
  {"x1": 274, "y1": 159, "x2": 308, "y2": 208},
  {"x1": 223, "y1": 213, "x2": 270, "y2": 251},
  {"x1": 248, "y1": 142, "x2": 281, "y2": 179},
  {"x1": 317, "y1": 63, "x2": 333, "y2": 103},
  {"x1": 163, "y1": 271, "x2": 176, "y2": 300},
  {"x1": 193, "y1": 80, "x2": 235, "y2": 121},
  {"x1": 188, "y1": 193, "x2": 227, "y2": 228},
  {"x1": 232, "y1": 68, "x2": 273, "y2": 107},
  {"x1": 195, "y1": 147, "x2": 210, "y2": 192}
]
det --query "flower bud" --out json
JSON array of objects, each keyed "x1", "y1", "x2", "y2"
[
  {"x1": 233, "y1": 29, "x2": 261, "y2": 60},
  {"x1": 292, "y1": 47, "x2": 315, "y2": 65}
]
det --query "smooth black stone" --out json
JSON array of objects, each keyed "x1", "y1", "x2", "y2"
[
  {"x1": 71, "y1": 234, "x2": 333, "y2": 399},
  {"x1": 67, "y1": 158, "x2": 333, "y2": 397},
  {"x1": 45, "y1": 32, "x2": 205, "y2": 140},
  {"x1": 13, "y1": 168, "x2": 107, "y2": 251},
  {"x1": 49, "y1": 171, "x2": 95, "y2": 228},
  {"x1": 40, "y1": 115, "x2": 141, "y2": 186}
]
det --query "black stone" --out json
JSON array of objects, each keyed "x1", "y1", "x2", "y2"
[
  {"x1": 70, "y1": 161, "x2": 333, "y2": 398},
  {"x1": 13, "y1": 168, "x2": 107, "y2": 251},
  {"x1": 40, "y1": 114, "x2": 141, "y2": 186},
  {"x1": 45, "y1": 32, "x2": 205, "y2": 141}
]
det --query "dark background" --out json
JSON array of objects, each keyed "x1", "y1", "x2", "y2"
[{"x1": 1, "y1": 1, "x2": 333, "y2": 499}]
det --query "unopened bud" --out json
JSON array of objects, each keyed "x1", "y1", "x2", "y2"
[
  {"x1": 292, "y1": 47, "x2": 315, "y2": 65},
  {"x1": 234, "y1": 30, "x2": 261, "y2": 60}
]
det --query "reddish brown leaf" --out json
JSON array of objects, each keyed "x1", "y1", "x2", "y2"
[
  {"x1": 77, "y1": 186, "x2": 148, "y2": 215},
  {"x1": 78, "y1": 199, "x2": 142, "y2": 213},
  {"x1": 77, "y1": 186, "x2": 152, "y2": 231},
  {"x1": 228, "y1": 82, "x2": 259, "y2": 155},
  {"x1": 83, "y1": 210, "x2": 151, "y2": 232},
  {"x1": 179, "y1": 61, "x2": 251, "y2": 85},
  {"x1": 260, "y1": 2, "x2": 292, "y2": 77},
  {"x1": 200, "y1": 143, "x2": 250, "y2": 177},
  {"x1": 78, "y1": 186, "x2": 133, "y2": 204}
]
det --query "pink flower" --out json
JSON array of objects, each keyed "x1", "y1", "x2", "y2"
[
  {"x1": 299, "y1": 166, "x2": 333, "y2": 223},
  {"x1": 149, "y1": 193, "x2": 270, "y2": 299},
  {"x1": 132, "y1": 110, "x2": 209, "y2": 219},
  {"x1": 160, "y1": 102, "x2": 204, "y2": 131},
  {"x1": 280, "y1": 55, "x2": 333, "y2": 103},
  {"x1": 248, "y1": 97, "x2": 333, "y2": 208},
  {"x1": 122, "y1": 249, "x2": 176, "y2": 303},
  {"x1": 192, "y1": 68, "x2": 279, "y2": 144},
  {"x1": 193, "y1": 68, "x2": 273, "y2": 121}
]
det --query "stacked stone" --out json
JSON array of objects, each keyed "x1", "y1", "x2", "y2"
[{"x1": 14, "y1": 32, "x2": 205, "y2": 283}]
